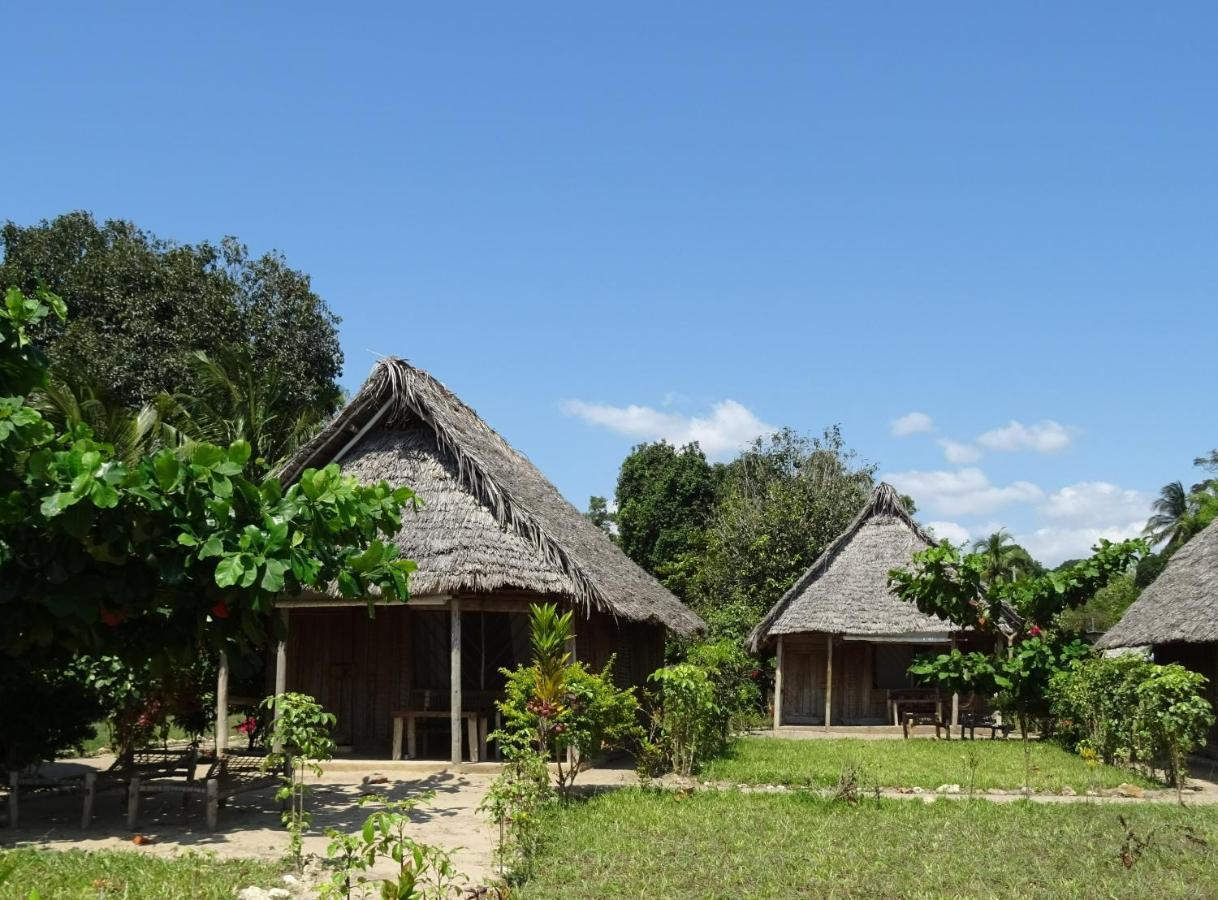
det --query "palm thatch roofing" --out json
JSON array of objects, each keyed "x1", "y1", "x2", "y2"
[
  {"x1": 1095, "y1": 519, "x2": 1218, "y2": 649},
  {"x1": 747, "y1": 483, "x2": 957, "y2": 654},
  {"x1": 279, "y1": 358, "x2": 705, "y2": 637}
]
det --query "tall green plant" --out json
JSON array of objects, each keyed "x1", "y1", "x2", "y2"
[
  {"x1": 646, "y1": 664, "x2": 719, "y2": 777},
  {"x1": 262, "y1": 692, "x2": 336, "y2": 868}
]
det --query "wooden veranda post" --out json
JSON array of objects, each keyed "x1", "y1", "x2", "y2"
[
  {"x1": 450, "y1": 598, "x2": 462, "y2": 764},
  {"x1": 823, "y1": 634, "x2": 833, "y2": 730},
  {"x1": 273, "y1": 608, "x2": 288, "y2": 754},
  {"x1": 773, "y1": 636, "x2": 784, "y2": 729},
  {"x1": 216, "y1": 649, "x2": 229, "y2": 759}
]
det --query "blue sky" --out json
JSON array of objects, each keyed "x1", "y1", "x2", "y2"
[{"x1": 4, "y1": 3, "x2": 1216, "y2": 563}]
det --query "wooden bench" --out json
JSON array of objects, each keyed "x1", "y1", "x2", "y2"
[
  {"x1": 85, "y1": 746, "x2": 200, "y2": 827},
  {"x1": 6, "y1": 767, "x2": 94, "y2": 829},
  {"x1": 127, "y1": 748, "x2": 285, "y2": 831},
  {"x1": 391, "y1": 710, "x2": 489, "y2": 762},
  {"x1": 903, "y1": 712, "x2": 951, "y2": 740},
  {"x1": 959, "y1": 711, "x2": 1012, "y2": 740}
]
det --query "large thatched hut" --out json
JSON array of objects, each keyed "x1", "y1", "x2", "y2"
[
  {"x1": 269, "y1": 358, "x2": 704, "y2": 761},
  {"x1": 747, "y1": 484, "x2": 969, "y2": 728},
  {"x1": 1096, "y1": 519, "x2": 1218, "y2": 748}
]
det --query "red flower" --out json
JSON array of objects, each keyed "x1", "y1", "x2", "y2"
[
  {"x1": 750, "y1": 669, "x2": 761, "y2": 679},
  {"x1": 99, "y1": 607, "x2": 125, "y2": 627},
  {"x1": 236, "y1": 716, "x2": 257, "y2": 735},
  {"x1": 1028, "y1": 625, "x2": 1042, "y2": 637},
  {"x1": 211, "y1": 599, "x2": 230, "y2": 619}
]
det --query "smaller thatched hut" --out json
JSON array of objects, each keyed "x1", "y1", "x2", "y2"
[
  {"x1": 1096, "y1": 519, "x2": 1218, "y2": 748},
  {"x1": 748, "y1": 484, "x2": 970, "y2": 728}
]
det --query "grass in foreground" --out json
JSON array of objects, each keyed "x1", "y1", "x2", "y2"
[
  {"x1": 701, "y1": 737, "x2": 1158, "y2": 792},
  {"x1": 0, "y1": 849, "x2": 284, "y2": 900},
  {"x1": 518, "y1": 789, "x2": 1218, "y2": 899}
]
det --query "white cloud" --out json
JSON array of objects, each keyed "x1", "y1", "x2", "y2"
[
  {"x1": 561, "y1": 398, "x2": 775, "y2": 460},
  {"x1": 890, "y1": 411, "x2": 934, "y2": 437},
  {"x1": 1039, "y1": 481, "x2": 1153, "y2": 528},
  {"x1": 938, "y1": 438, "x2": 982, "y2": 464},
  {"x1": 977, "y1": 420, "x2": 1072, "y2": 453},
  {"x1": 1016, "y1": 522, "x2": 1145, "y2": 567},
  {"x1": 925, "y1": 521, "x2": 972, "y2": 546},
  {"x1": 884, "y1": 467, "x2": 1044, "y2": 517}
]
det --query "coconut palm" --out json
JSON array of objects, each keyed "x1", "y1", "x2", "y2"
[
  {"x1": 1143, "y1": 480, "x2": 1193, "y2": 550},
  {"x1": 159, "y1": 349, "x2": 334, "y2": 475},
  {"x1": 33, "y1": 366, "x2": 176, "y2": 466},
  {"x1": 972, "y1": 529, "x2": 1035, "y2": 585}
]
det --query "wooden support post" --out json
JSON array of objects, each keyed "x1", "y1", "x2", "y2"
[
  {"x1": 950, "y1": 633, "x2": 960, "y2": 729},
  {"x1": 216, "y1": 649, "x2": 229, "y2": 760},
  {"x1": 273, "y1": 608, "x2": 288, "y2": 754},
  {"x1": 824, "y1": 634, "x2": 834, "y2": 730},
  {"x1": 450, "y1": 598, "x2": 462, "y2": 765},
  {"x1": 8, "y1": 771, "x2": 18, "y2": 829},
  {"x1": 773, "y1": 636, "x2": 784, "y2": 730},
  {"x1": 80, "y1": 771, "x2": 96, "y2": 829},
  {"x1": 126, "y1": 776, "x2": 141, "y2": 830}
]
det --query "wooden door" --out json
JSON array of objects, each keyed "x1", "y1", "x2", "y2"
[{"x1": 781, "y1": 641, "x2": 825, "y2": 724}]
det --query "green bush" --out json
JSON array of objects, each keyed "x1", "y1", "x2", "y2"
[
  {"x1": 498, "y1": 659, "x2": 640, "y2": 789},
  {"x1": 645, "y1": 664, "x2": 720, "y2": 777},
  {"x1": 0, "y1": 663, "x2": 100, "y2": 773},
  {"x1": 1050, "y1": 654, "x2": 1215, "y2": 788},
  {"x1": 684, "y1": 639, "x2": 765, "y2": 733}
]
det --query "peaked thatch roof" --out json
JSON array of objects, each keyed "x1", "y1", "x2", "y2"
[
  {"x1": 279, "y1": 358, "x2": 705, "y2": 637},
  {"x1": 747, "y1": 483, "x2": 957, "y2": 654},
  {"x1": 1095, "y1": 519, "x2": 1218, "y2": 649}
]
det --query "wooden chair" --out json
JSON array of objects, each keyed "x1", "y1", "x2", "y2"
[
  {"x1": 903, "y1": 712, "x2": 951, "y2": 740},
  {"x1": 127, "y1": 748, "x2": 286, "y2": 831},
  {"x1": 958, "y1": 711, "x2": 1012, "y2": 740}
]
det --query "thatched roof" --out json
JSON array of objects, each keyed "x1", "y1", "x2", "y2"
[
  {"x1": 279, "y1": 358, "x2": 705, "y2": 637},
  {"x1": 1095, "y1": 519, "x2": 1218, "y2": 649},
  {"x1": 747, "y1": 483, "x2": 957, "y2": 654}
]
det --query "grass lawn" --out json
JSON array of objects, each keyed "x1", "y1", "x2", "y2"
[
  {"x1": 518, "y1": 790, "x2": 1218, "y2": 899},
  {"x1": 0, "y1": 849, "x2": 284, "y2": 900},
  {"x1": 700, "y1": 737, "x2": 1158, "y2": 793}
]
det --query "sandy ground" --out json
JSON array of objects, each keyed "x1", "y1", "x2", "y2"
[
  {"x1": 0, "y1": 755, "x2": 638, "y2": 893},
  {"x1": 4, "y1": 745, "x2": 1218, "y2": 894}
]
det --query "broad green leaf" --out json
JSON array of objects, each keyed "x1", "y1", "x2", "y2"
[{"x1": 214, "y1": 555, "x2": 245, "y2": 588}]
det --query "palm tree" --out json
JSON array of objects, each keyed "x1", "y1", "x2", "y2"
[
  {"x1": 33, "y1": 366, "x2": 175, "y2": 466},
  {"x1": 1143, "y1": 481, "x2": 1193, "y2": 550},
  {"x1": 972, "y1": 529, "x2": 1032, "y2": 585},
  {"x1": 160, "y1": 349, "x2": 334, "y2": 475}
]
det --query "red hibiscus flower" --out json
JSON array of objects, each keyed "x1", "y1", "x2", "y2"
[
  {"x1": 99, "y1": 607, "x2": 125, "y2": 627},
  {"x1": 211, "y1": 599, "x2": 230, "y2": 619}
]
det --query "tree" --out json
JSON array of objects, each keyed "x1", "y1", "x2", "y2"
[
  {"x1": 972, "y1": 530, "x2": 1043, "y2": 585},
  {"x1": 694, "y1": 426, "x2": 874, "y2": 639},
  {"x1": 0, "y1": 212, "x2": 343, "y2": 412},
  {"x1": 1055, "y1": 572, "x2": 1139, "y2": 633},
  {"x1": 1144, "y1": 480, "x2": 1192, "y2": 550},
  {"x1": 0, "y1": 287, "x2": 415, "y2": 767},
  {"x1": 889, "y1": 537, "x2": 1143, "y2": 789},
  {"x1": 615, "y1": 441, "x2": 719, "y2": 581},
  {"x1": 159, "y1": 348, "x2": 332, "y2": 475},
  {"x1": 584, "y1": 495, "x2": 616, "y2": 539}
]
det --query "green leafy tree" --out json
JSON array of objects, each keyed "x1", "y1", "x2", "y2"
[
  {"x1": 1056, "y1": 572, "x2": 1140, "y2": 633},
  {"x1": 615, "y1": 441, "x2": 719, "y2": 582},
  {"x1": 0, "y1": 287, "x2": 416, "y2": 768},
  {"x1": 0, "y1": 212, "x2": 342, "y2": 411},
  {"x1": 972, "y1": 530, "x2": 1043, "y2": 584},
  {"x1": 584, "y1": 495, "x2": 616, "y2": 539},
  {"x1": 695, "y1": 426, "x2": 874, "y2": 640},
  {"x1": 890, "y1": 538, "x2": 1143, "y2": 789},
  {"x1": 1144, "y1": 480, "x2": 1193, "y2": 550},
  {"x1": 262, "y1": 692, "x2": 337, "y2": 868}
]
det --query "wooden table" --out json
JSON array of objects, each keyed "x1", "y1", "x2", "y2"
[
  {"x1": 391, "y1": 710, "x2": 488, "y2": 762},
  {"x1": 887, "y1": 689, "x2": 942, "y2": 727}
]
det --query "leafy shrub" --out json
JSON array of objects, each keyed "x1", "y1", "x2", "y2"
[
  {"x1": 684, "y1": 639, "x2": 765, "y2": 733},
  {"x1": 0, "y1": 663, "x2": 100, "y2": 773},
  {"x1": 498, "y1": 659, "x2": 640, "y2": 790},
  {"x1": 1050, "y1": 654, "x2": 1215, "y2": 789},
  {"x1": 645, "y1": 664, "x2": 719, "y2": 777},
  {"x1": 261, "y1": 692, "x2": 336, "y2": 868},
  {"x1": 479, "y1": 740, "x2": 555, "y2": 880}
]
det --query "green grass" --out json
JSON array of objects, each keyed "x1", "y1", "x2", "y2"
[
  {"x1": 518, "y1": 790, "x2": 1218, "y2": 899},
  {"x1": 701, "y1": 737, "x2": 1158, "y2": 793},
  {"x1": 0, "y1": 849, "x2": 285, "y2": 900}
]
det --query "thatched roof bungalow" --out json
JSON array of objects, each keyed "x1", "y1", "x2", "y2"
[
  {"x1": 270, "y1": 358, "x2": 704, "y2": 761},
  {"x1": 1096, "y1": 519, "x2": 1218, "y2": 748},
  {"x1": 748, "y1": 484, "x2": 970, "y2": 728}
]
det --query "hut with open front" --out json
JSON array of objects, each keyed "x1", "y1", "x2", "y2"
[
  {"x1": 1095, "y1": 518, "x2": 1218, "y2": 751},
  {"x1": 267, "y1": 358, "x2": 705, "y2": 762},
  {"x1": 747, "y1": 483, "x2": 970, "y2": 729}
]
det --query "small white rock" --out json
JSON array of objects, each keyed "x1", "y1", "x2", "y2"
[
  {"x1": 1060, "y1": 786, "x2": 1076, "y2": 797},
  {"x1": 237, "y1": 889, "x2": 270, "y2": 900},
  {"x1": 936, "y1": 784, "x2": 961, "y2": 795},
  {"x1": 912, "y1": 786, "x2": 925, "y2": 794},
  {"x1": 267, "y1": 890, "x2": 291, "y2": 900}
]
